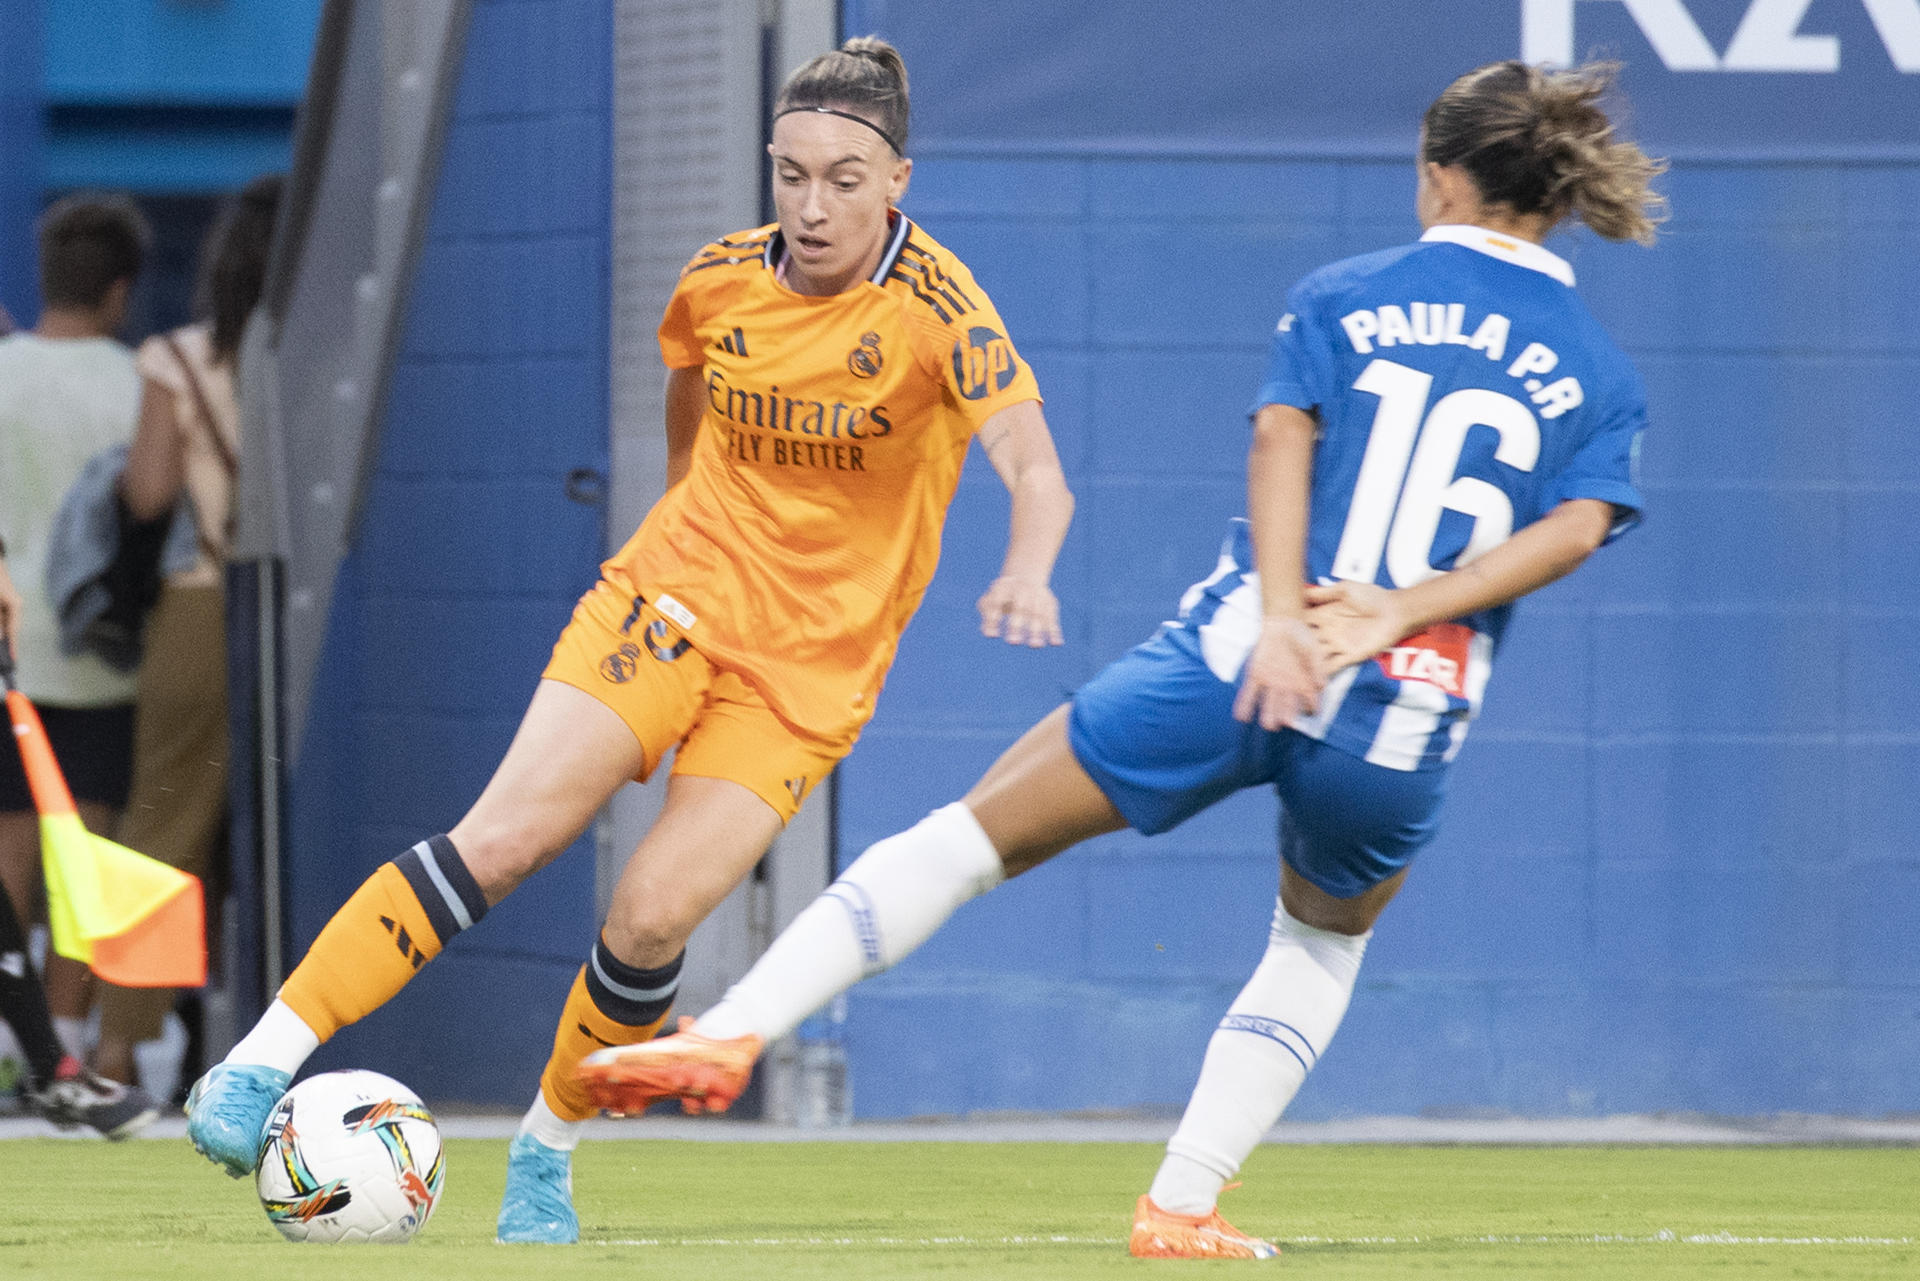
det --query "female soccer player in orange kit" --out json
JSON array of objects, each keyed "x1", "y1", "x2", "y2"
[{"x1": 187, "y1": 37, "x2": 1074, "y2": 1244}]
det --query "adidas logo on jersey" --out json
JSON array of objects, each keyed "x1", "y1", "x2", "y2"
[{"x1": 717, "y1": 327, "x2": 749, "y2": 357}]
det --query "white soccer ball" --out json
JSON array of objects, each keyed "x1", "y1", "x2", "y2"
[{"x1": 255, "y1": 1069, "x2": 445, "y2": 1243}]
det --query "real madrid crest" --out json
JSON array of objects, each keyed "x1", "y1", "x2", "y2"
[
  {"x1": 847, "y1": 330, "x2": 884, "y2": 378},
  {"x1": 599, "y1": 643, "x2": 641, "y2": 683}
]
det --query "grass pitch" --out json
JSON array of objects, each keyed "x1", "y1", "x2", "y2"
[{"x1": 0, "y1": 1139, "x2": 1913, "y2": 1278}]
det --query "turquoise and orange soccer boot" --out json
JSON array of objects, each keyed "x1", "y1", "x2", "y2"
[
  {"x1": 1128, "y1": 1193, "x2": 1280, "y2": 1260},
  {"x1": 497, "y1": 1133, "x2": 579, "y2": 1244},
  {"x1": 576, "y1": 1019, "x2": 763, "y2": 1116},
  {"x1": 184, "y1": 1062, "x2": 291, "y2": 1177}
]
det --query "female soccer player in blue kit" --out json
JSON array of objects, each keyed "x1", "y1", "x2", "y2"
[{"x1": 582, "y1": 59, "x2": 1665, "y2": 1259}]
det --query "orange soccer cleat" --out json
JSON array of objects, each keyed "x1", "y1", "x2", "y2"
[
  {"x1": 576, "y1": 1019, "x2": 764, "y2": 1116},
  {"x1": 1128, "y1": 1193, "x2": 1280, "y2": 1260}
]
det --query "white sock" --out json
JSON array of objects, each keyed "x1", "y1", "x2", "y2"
[
  {"x1": 223, "y1": 998, "x2": 322, "y2": 1077},
  {"x1": 695, "y1": 802, "x2": 1005, "y2": 1042},
  {"x1": 518, "y1": 1092, "x2": 583, "y2": 1152},
  {"x1": 52, "y1": 1016, "x2": 90, "y2": 1063},
  {"x1": 1148, "y1": 903, "x2": 1370, "y2": 1215}
]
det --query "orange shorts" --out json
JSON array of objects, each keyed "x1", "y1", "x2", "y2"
[{"x1": 542, "y1": 576, "x2": 845, "y2": 822}]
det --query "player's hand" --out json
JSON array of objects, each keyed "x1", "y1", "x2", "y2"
[
  {"x1": 1233, "y1": 616, "x2": 1322, "y2": 731},
  {"x1": 1304, "y1": 580, "x2": 1413, "y2": 676},
  {"x1": 978, "y1": 575, "x2": 1063, "y2": 648}
]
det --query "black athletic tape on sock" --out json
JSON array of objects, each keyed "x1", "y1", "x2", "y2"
[
  {"x1": 585, "y1": 938, "x2": 682, "y2": 1028},
  {"x1": 425, "y1": 834, "x2": 489, "y2": 925},
  {"x1": 392, "y1": 835, "x2": 488, "y2": 946}
]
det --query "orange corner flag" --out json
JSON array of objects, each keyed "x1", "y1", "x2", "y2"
[{"x1": 7, "y1": 687, "x2": 206, "y2": 989}]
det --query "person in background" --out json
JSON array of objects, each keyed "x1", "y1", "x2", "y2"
[
  {"x1": 90, "y1": 176, "x2": 284, "y2": 1100},
  {"x1": 0, "y1": 537, "x2": 160, "y2": 1136},
  {"x1": 0, "y1": 195, "x2": 151, "y2": 1062}
]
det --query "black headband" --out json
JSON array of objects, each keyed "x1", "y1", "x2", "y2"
[{"x1": 773, "y1": 106, "x2": 903, "y2": 155}]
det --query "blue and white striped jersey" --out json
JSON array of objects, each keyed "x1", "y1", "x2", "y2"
[{"x1": 1174, "y1": 225, "x2": 1646, "y2": 771}]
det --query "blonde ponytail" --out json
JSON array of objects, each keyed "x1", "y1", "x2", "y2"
[{"x1": 1423, "y1": 61, "x2": 1667, "y2": 245}]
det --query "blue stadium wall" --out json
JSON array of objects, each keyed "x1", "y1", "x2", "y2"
[
  {"x1": 832, "y1": 0, "x2": 1920, "y2": 1119},
  {"x1": 292, "y1": 0, "x2": 611, "y2": 1105}
]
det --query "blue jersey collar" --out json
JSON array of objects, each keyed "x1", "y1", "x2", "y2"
[{"x1": 1420, "y1": 225, "x2": 1576, "y2": 287}]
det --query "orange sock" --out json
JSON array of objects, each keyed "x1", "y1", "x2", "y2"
[
  {"x1": 539, "y1": 939, "x2": 682, "y2": 1120},
  {"x1": 279, "y1": 837, "x2": 489, "y2": 1043}
]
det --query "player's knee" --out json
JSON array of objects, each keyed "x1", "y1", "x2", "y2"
[
  {"x1": 443, "y1": 815, "x2": 549, "y2": 900},
  {"x1": 598, "y1": 901, "x2": 696, "y2": 971},
  {"x1": 1279, "y1": 865, "x2": 1403, "y2": 935}
]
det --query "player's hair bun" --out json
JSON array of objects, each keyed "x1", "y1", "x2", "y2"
[
  {"x1": 840, "y1": 35, "x2": 909, "y2": 96},
  {"x1": 776, "y1": 35, "x2": 911, "y2": 154}
]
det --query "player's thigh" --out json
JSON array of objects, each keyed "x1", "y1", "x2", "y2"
[
  {"x1": 1048, "y1": 629, "x2": 1257, "y2": 854},
  {"x1": 965, "y1": 705, "x2": 1127, "y2": 876},
  {"x1": 601, "y1": 677, "x2": 842, "y2": 962},
  {"x1": 1272, "y1": 734, "x2": 1445, "y2": 933},
  {"x1": 451, "y1": 680, "x2": 651, "y2": 899},
  {"x1": 601, "y1": 773, "x2": 785, "y2": 966},
  {"x1": 454, "y1": 580, "x2": 709, "y2": 898}
]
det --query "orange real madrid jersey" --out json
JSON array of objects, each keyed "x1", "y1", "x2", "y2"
[{"x1": 609, "y1": 214, "x2": 1043, "y2": 745}]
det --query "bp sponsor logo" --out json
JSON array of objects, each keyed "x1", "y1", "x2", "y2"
[{"x1": 951, "y1": 326, "x2": 1017, "y2": 401}]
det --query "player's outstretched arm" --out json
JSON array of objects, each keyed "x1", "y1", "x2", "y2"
[
  {"x1": 975, "y1": 398, "x2": 1073, "y2": 648},
  {"x1": 1306, "y1": 497, "x2": 1615, "y2": 674}
]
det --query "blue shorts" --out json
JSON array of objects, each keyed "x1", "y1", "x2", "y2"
[{"x1": 1067, "y1": 627, "x2": 1447, "y2": 899}]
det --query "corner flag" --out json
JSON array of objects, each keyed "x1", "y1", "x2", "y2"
[{"x1": 1, "y1": 640, "x2": 205, "y2": 988}]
